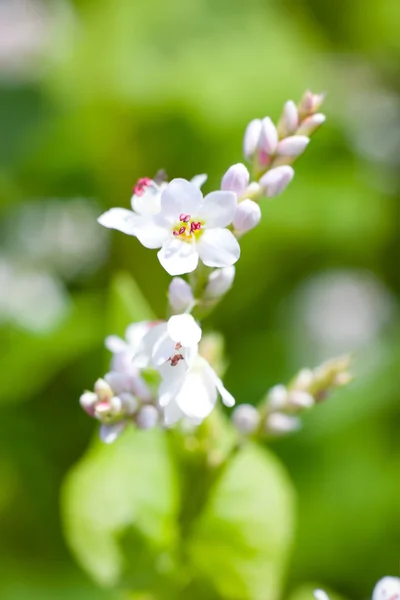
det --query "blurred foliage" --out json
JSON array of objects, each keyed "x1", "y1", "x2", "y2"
[{"x1": 1, "y1": 0, "x2": 400, "y2": 598}]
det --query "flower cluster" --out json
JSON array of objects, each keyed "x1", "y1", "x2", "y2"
[
  {"x1": 80, "y1": 90, "x2": 333, "y2": 442},
  {"x1": 80, "y1": 314, "x2": 234, "y2": 442},
  {"x1": 232, "y1": 355, "x2": 352, "y2": 437}
]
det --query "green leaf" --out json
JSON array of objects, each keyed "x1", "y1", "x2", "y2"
[
  {"x1": 108, "y1": 271, "x2": 155, "y2": 337},
  {"x1": 188, "y1": 443, "x2": 295, "y2": 600},
  {"x1": 62, "y1": 428, "x2": 179, "y2": 589}
]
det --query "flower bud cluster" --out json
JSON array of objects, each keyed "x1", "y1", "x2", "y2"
[
  {"x1": 232, "y1": 354, "x2": 351, "y2": 438},
  {"x1": 80, "y1": 372, "x2": 157, "y2": 443}
]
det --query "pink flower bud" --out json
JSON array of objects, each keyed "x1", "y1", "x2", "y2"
[
  {"x1": 168, "y1": 277, "x2": 194, "y2": 314},
  {"x1": 296, "y1": 113, "x2": 326, "y2": 136},
  {"x1": 299, "y1": 90, "x2": 325, "y2": 117},
  {"x1": 372, "y1": 577, "x2": 400, "y2": 600},
  {"x1": 221, "y1": 163, "x2": 250, "y2": 197},
  {"x1": 259, "y1": 117, "x2": 278, "y2": 155},
  {"x1": 277, "y1": 135, "x2": 310, "y2": 157},
  {"x1": 232, "y1": 404, "x2": 260, "y2": 434},
  {"x1": 259, "y1": 166, "x2": 294, "y2": 198},
  {"x1": 233, "y1": 199, "x2": 261, "y2": 234},
  {"x1": 243, "y1": 118, "x2": 262, "y2": 160},
  {"x1": 80, "y1": 392, "x2": 97, "y2": 416},
  {"x1": 278, "y1": 100, "x2": 299, "y2": 137},
  {"x1": 205, "y1": 266, "x2": 235, "y2": 299},
  {"x1": 94, "y1": 378, "x2": 113, "y2": 402}
]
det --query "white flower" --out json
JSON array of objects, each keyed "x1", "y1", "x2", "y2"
[
  {"x1": 97, "y1": 174, "x2": 206, "y2": 241},
  {"x1": 158, "y1": 355, "x2": 235, "y2": 425},
  {"x1": 105, "y1": 321, "x2": 153, "y2": 374},
  {"x1": 133, "y1": 313, "x2": 202, "y2": 371},
  {"x1": 221, "y1": 163, "x2": 250, "y2": 198},
  {"x1": 372, "y1": 577, "x2": 400, "y2": 600},
  {"x1": 204, "y1": 266, "x2": 236, "y2": 300},
  {"x1": 136, "y1": 178, "x2": 240, "y2": 276}
]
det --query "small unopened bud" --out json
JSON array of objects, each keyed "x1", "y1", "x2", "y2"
[
  {"x1": 287, "y1": 390, "x2": 314, "y2": 409},
  {"x1": 297, "y1": 113, "x2": 326, "y2": 136},
  {"x1": 233, "y1": 199, "x2": 261, "y2": 234},
  {"x1": 243, "y1": 118, "x2": 262, "y2": 160},
  {"x1": 265, "y1": 413, "x2": 301, "y2": 435},
  {"x1": 278, "y1": 100, "x2": 299, "y2": 137},
  {"x1": 169, "y1": 277, "x2": 194, "y2": 314},
  {"x1": 292, "y1": 368, "x2": 314, "y2": 390},
  {"x1": 314, "y1": 590, "x2": 331, "y2": 600},
  {"x1": 259, "y1": 166, "x2": 294, "y2": 198},
  {"x1": 232, "y1": 404, "x2": 260, "y2": 434},
  {"x1": 94, "y1": 378, "x2": 113, "y2": 402},
  {"x1": 372, "y1": 577, "x2": 400, "y2": 600},
  {"x1": 136, "y1": 405, "x2": 159, "y2": 429},
  {"x1": 277, "y1": 135, "x2": 310, "y2": 157},
  {"x1": 204, "y1": 266, "x2": 235, "y2": 300},
  {"x1": 119, "y1": 392, "x2": 139, "y2": 414},
  {"x1": 334, "y1": 372, "x2": 352, "y2": 386},
  {"x1": 298, "y1": 90, "x2": 325, "y2": 118},
  {"x1": 259, "y1": 117, "x2": 278, "y2": 156},
  {"x1": 221, "y1": 163, "x2": 250, "y2": 197},
  {"x1": 100, "y1": 421, "x2": 126, "y2": 444},
  {"x1": 267, "y1": 385, "x2": 288, "y2": 410},
  {"x1": 80, "y1": 392, "x2": 97, "y2": 416}
]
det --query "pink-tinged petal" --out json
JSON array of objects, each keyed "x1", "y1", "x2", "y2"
[
  {"x1": 243, "y1": 118, "x2": 262, "y2": 159},
  {"x1": 197, "y1": 228, "x2": 240, "y2": 268},
  {"x1": 98, "y1": 208, "x2": 138, "y2": 235},
  {"x1": 259, "y1": 117, "x2": 278, "y2": 155},
  {"x1": 259, "y1": 166, "x2": 294, "y2": 197},
  {"x1": 80, "y1": 392, "x2": 97, "y2": 416},
  {"x1": 233, "y1": 199, "x2": 261, "y2": 234},
  {"x1": 104, "y1": 335, "x2": 128, "y2": 354},
  {"x1": 132, "y1": 215, "x2": 169, "y2": 249},
  {"x1": 161, "y1": 178, "x2": 203, "y2": 221},
  {"x1": 278, "y1": 100, "x2": 299, "y2": 137},
  {"x1": 277, "y1": 135, "x2": 310, "y2": 157},
  {"x1": 167, "y1": 314, "x2": 202, "y2": 347},
  {"x1": 221, "y1": 163, "x2": 250, "y2": 197},
  {"x1": 157, "y1": 238, "x2": 199, "y2": 276},
  {"x1": 198, "y1": 191, "x2": 237, "y2": 228},
  {"x1": 99, "y1": 421, "x2": 126, "y2": 444}
]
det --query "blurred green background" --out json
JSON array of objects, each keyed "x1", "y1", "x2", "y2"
[{"x1": 1, "y1": 0, "x2": 400, "y2": 598}]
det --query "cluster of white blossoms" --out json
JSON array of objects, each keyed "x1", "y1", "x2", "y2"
[{"x1": 81, "y1": 91, "x2": 328, "y2": 442}]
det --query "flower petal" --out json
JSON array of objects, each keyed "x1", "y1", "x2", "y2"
[
  {"x1": 99, "y1": 421, "x2": 126, "y2": 444},
  {"x1": 131, "y1": 184, "x2": 162, "y2": 216},
  {"x1": 175, "y1": 369, "x2": 217, "y2": 421},
  {"x1": 104, "y1": 335, "x2": 128, "y2": 354},
  {"x1": 161, "y1": 178, "x2": 203, "y2": 221},
  {"x1": 190, "y1": 173, "x2": 208, "y2": 188},
  {"x1": 132, "y1": 322, "x2": 167, "y2": 368},
  {"x1": 198, "y1": 191, "x2": 237, "y2": 228},
  {"x1": 132, "y1": 215, "x2": 169, "y2": 249},
  {"x1": 152, "y1": 332, "x2": 176, "y2": 367},
  {"x1": 167, "y1": 314, "x2": 202, "y2": 347},
  {"x1": 98, "y1": 208, "x2": 138, "y2": 235},
  {"x1": 197, "y1": 228, "x2": 240, "y2": 268},
  {"x1": 207, "y1": 365, "x2": 236, "y2": 407},
  {"x1": 125, "y1": 321, "x2": 152, "y2": 350},
  {"x1": 157, "y1": 237, "x2": 199, "y2": 276}
]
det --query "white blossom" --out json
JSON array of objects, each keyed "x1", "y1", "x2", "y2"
[
  {"x1": 105, "y1": 321, "x2": 153, "y2": 375},
  {"x1": 128, "y1": 178, "x2": 240, "y2": 276},
  {"x1": 133, "y1": 314, "x2": 201, "y2": 371},
  {"x1": 97, "y1": 174, "x2": 206, "y2": 243},
  {"x1": 158, "y1": 355, "x2": 235, "y2": 425},
  {"x1": 372, "y1": 577, "x2": 400, "y2": 600}
]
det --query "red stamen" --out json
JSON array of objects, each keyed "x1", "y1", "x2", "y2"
[
  {"x1": 173, "y1": 230, "x2": 179, "y2": 236},
  {"x1": 190, "y1": 221, "x2": 202, "y2": 233},
  {"x1": 178, "y1": 226, "x2": 186, "y2": 235},
  {"x1": 169, "y1": 353, "x2": 184, "y2": 367},
  {"x1": 179, "y1": 214, "x2": 190, "y2": 223},
  {"x1": 133, "y1": 177, "x2": 152, "y2": 196}
]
